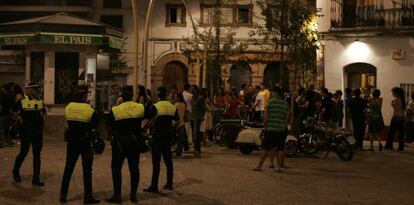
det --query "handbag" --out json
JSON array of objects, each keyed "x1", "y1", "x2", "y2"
[
  {"x1": 89, "y1": 130, "x2": 105, "y2": 154},
  {"x1": 138, "y1": 134, "x2": 152, "y2": 153}
]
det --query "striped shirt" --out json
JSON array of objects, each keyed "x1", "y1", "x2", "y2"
[{"x1": 267, "y1": 96, "x2": 289, "y2": 132}]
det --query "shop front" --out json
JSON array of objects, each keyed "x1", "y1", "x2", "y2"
[{"x1": 0, "y1": 13, "x2": 123, "y2": 115}]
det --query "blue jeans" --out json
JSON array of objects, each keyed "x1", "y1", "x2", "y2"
[{"x1": 192, "y1": 120, "x2": 202, "y2": 152}]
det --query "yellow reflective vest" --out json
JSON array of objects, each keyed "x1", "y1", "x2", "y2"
[
  {"x1": 112, "y1": 101, "x2": 145, "y2": 121},
  {"x1": 154, "y1": 101, "x2": 176, "y2": 116},
  {"x1": 21, "y1": 95, "x2": 43, "y2": 111},
  {"x1": 64, "y1": 102, "x2": 95, "y2": 123}
]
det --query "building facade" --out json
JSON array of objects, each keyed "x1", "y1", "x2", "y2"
[
  {"x1": 317, "y1": 0, "x2": 414, "y2": 124},
  {"x1": 0, "y1": 0, "x2": 316, "y2": 114}
]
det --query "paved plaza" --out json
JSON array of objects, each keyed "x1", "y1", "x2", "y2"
[{"x1": 1, "y1": 134, "x2": 414, "y2": 205}]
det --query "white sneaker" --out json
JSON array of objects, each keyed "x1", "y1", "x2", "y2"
[{"x1": 275, "y1": 167, "x2": 282, "y2": 173}]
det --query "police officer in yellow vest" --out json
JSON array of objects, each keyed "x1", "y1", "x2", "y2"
[
  {"x1": 144, "y1": 86, "x2": 178, "y2": 193},
  {"x1": 106, "y1": 86, "x2": 145, "y2": 203},
  {"x1": 12, "y1": 83, "x2": 46, "y2": 186},
  {"x1": 60, "y1": 85, "x2": 100, "y2": 204}
]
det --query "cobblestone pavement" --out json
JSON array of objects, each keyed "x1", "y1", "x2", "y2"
[{"x1": 0, "y1": 135, "x2": 413, "y2": 205}]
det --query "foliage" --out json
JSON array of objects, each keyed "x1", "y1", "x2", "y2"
[
  {"x1": 110, "y1": 37, "x2": 129, "y2": 72},
  {"x1": 183, "y1": 0, "x2": 247, "y2": 92},
  {"x1": 250, "y1": 0, "x2": 318, "y2": 90}
]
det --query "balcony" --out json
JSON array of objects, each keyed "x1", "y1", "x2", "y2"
[
  {"x1": 0, "y1": 0, "x2": 92, "y2": 6},
  {"x1": 329, "y1": 1, "x2": 414, "y2": 33}
]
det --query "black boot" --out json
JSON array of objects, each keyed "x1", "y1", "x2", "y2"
[
  {"x1": 84, "y1": 195, "x2": 100, "y2": 204},
  {"x1": 105, "y1": 194, "x2": 122, "y2": 203},
  {"x1": 12, "y1": 170, "x2": 21, "y2": 183},
  {"x1": 129, "y1": 194, "x2": 137, "y2": 203},
  {"x1": 163, "y1": 184, "x2": 173, "y2": 190},
  {"x1": 143, "y1": 186, "x2": 159, "y2": 193},
  {"x1": 59, "y1": 195, "x2": 67, "y2": 203},
  {"x1": 32, "y1": 178, "x2": 44, "y2": 186}
]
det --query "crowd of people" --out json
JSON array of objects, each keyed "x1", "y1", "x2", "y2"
[
  {"x1": 0, "y1": 82, "x2": 24, "y2": 148},
  {"x1": 1, "y1": 80, "x2": 414, "y2": 203}
]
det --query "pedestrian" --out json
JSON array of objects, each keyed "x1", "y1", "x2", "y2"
[
  {"x1": 175, "y1": 93, "x2": 189, "y2": 156},
  {"x1": 183, "y1": 83, "x2": 193, "y2": 144},
  {"x1": 367, "y1": 89, "x2": 384, "y2": 151},
  {"x1": 252, "y1": 85, "x2": 264, "y2": 122},
  {"x1": 335, "y1": 90, "x2": 344, "y2": 127},
  {"x1": 406, "y1": 92, "x2": 414, "y2": 144},
  {"x1": 109, "y1": 84, "x2": 120, "y2": 108},
  {"x1": 252, "y1": 86, "x2": 289, "y2": 172},
  {"x1": 191, "y1": 86, "x2": 206, "y2": 157},
  {"x1": 319, "y1": 88, "x2": 333, "y2": 124},
  {"x1": 225, "y1": 90, "x2": 241, "y2": 119},
  {"x1": 385, "y1": 87, "x2": 406, "y2": 151},
  {"x1": 0, "y1": 84, "x2": 13, "y2": 148},
  {"x1": 106, "y1": 86, "x2": 146, "y2": 203},
  {"x1": 12, "y1": 83, "x2": 46, "y2": 186},
  {"x1": 213, "y1": 87, "x2": 226, "y2": 123},
  {"x1": 168, "y1": 85, "x2": 178, "y2": 104},
  {"x1": 350, "y1": 89, "x2": 367, "y2": 150},
  {"x1": 60, "y1": 85, "x2": 100, "y2": 204},
  {"x1": 345, "y1": 87, "x2": 353, "y2": 129},
  {"x1": 201, "y1": 95, "x2": 213, "y2": 143},
  {"x1": 144, "y1": 86, "x2": 178, "y2": 193}
]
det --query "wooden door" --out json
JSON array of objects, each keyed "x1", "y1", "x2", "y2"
[{"x1": 163, "y1": 61, "x2": 188, "y2": 91}]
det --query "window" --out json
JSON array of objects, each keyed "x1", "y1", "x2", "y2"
[
  {"x1": 103, "y1": 0, "x2": 121, "y2": 8},
  {"x1": 201, "y1": 4, "x2": 253, "y2": 26},
  {"x1": 100, "y1": 15, "x2": 123, "y2": 29},
  {"x1": 237, "y1": 6, "x2": 252, "y2": 25},
  {"x1": 166, "y1": 4, "x2": 186, "y2": 27}
]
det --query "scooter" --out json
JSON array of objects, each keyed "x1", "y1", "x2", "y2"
[{"x1": 235, "y1": 124, "x2": 298, "y2": 156}]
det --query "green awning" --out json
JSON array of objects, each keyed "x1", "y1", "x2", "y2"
[{"x1": 0, "y1": 13, "x2": 123, "y2": 49}]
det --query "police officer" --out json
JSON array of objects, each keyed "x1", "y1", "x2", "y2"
[
  {"x1": 12, "y1": 83, "x2": 46, "y2": 186},
  {"x1": 144, "y1": 86, "x2": 178, "y2": 193},
  {"x1": 106, "y1": 86, "x2": 145, "y2": 203},
  {"x1": 59, "y1": 85, "x2": 100, "y2": 204}
]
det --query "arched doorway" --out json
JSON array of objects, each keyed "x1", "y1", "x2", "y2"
[
  {"x1": 163, "y1": 61, "x2": 188, "y2": 91},
  {"x1": 344, "y1": 63, "x2": 376, "y2": 90},
  {"x1": 230, "y1": 61, "x2": 251, "y2": 90},
  {"x1": 263, "y1": 62, "x2": 288, "y2": 90}
]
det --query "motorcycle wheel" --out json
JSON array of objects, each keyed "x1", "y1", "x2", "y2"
[
  {"x1": 285, "y1": 140, "x2": 297, "y2": 157},
  {"x1": 336, "y1": 137, "x2": 354, "y2": 161},
  {"x1": 298, "y1": 133, "x2": 320, "y2": 155},
  {"x1": 239, "y1": 144, "x2": 254, "y2": 155}
]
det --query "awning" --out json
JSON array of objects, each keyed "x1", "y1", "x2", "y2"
[{"x1": 0, "y1": 13, "x2": 123, "y2": 49}]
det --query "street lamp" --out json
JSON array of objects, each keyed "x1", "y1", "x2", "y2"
[
  {"x1": 143, "y1": 0, "x2": 155, "y2": 88},
  {"x1": 131, "y1": 0, "x2": 139, "y2": 100}
]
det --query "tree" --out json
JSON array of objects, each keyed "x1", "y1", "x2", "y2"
[
  {"x1": 184, "y1": 0, "x2": 246, "y2": 94},
  {"x1": 250, "y1": 0, "x2": 317, "y2": 90},
  {"x1": 251, "y1": 0, "x2": 318, "y2": 119}
]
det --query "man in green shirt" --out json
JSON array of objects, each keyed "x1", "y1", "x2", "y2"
[{"x1": 252, "y1": 86, "x2": 289, "y2": 172}]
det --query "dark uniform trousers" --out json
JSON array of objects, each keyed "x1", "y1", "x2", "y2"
[
  {"x1": 60, "y1": 137, "x2": 93, "y2": 196},
  {"x1": 150, "y1": 135, "x2": 173, "y2": 188},
  {"x1": 14, "y1": 129, "x2": 43, "y2": 181},
  {"x1": 111, "y1": 135, "x2": 140, "y2": 195}
]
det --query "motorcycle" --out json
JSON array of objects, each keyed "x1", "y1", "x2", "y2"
[{"x1": 298, "y1": 117, "x2": 355, "y2": 161}]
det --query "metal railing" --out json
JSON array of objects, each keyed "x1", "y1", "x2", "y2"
[
  {"x1": 0, "y1": 0, "x2": 93, "y2": 6},
  {"x1": 330, "y1": 0, "x2": 414, "y2": 29}
]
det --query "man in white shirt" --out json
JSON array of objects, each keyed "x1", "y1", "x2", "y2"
[
  {"x1": 253, "y1": 85, "x2": 264, "y2": 122},
  {"x1": 182, "y1": 83, "x2": 193, "y2": 144}
]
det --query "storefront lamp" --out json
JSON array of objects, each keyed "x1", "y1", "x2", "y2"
[{"x1": 346, "y1": 40, "x2": 371, "y2": 61}]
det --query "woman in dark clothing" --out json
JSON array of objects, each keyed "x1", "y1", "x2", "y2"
[
  {"x1": 368, "y1": 89, "x2": 384, "y2": 151},
  {"x1": 385, "y1": 87, "x2": 406, "y2": 151},
  {"x1": 350, "y1": 89, "x2": 367, "y2": 150},
  {"x1": 191, "y1": 86, "x2": 206, "y2": 157}
]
